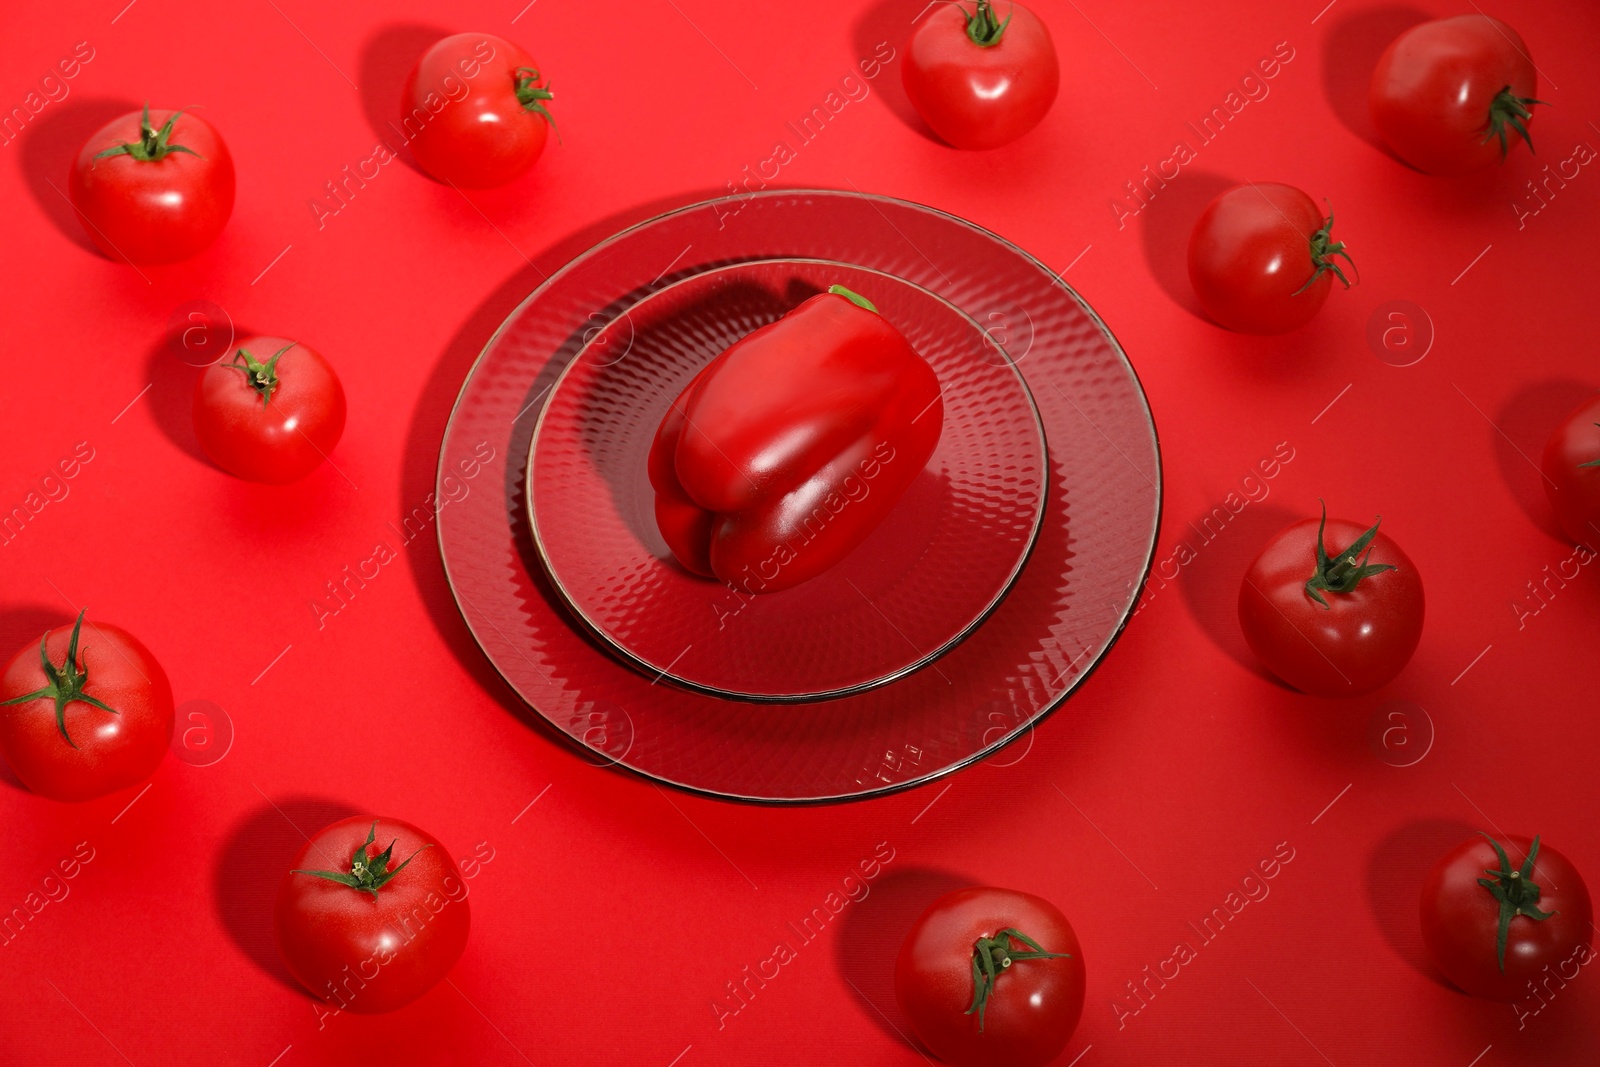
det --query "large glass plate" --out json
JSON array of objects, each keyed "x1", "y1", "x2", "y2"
[{"x1": 436, "y1": 189, "x2": 1161, "y2": 803}]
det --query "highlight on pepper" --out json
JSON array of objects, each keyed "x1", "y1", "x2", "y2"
[{"x1": 647, "y1": 284, "x2": 945, "y2": 594}]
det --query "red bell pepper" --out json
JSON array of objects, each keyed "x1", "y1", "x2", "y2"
[{"x1": 648, "y1": 285, "x2": 944, "y2": 594}]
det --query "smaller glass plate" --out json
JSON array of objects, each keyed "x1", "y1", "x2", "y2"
[{"x1": 527, "y1": 260, "x2": 1047, "y2": 701}]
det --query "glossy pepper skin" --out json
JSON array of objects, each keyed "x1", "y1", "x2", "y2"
[{"x1": 648, "y1": 287, "x2": 944, "y2": 594}]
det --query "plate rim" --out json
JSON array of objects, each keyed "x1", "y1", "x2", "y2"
[
  {"x1": 435, "y1": 187, "x2": 1165, "y2": 804},
  {"x1": 524, "y1": 256, "x2": 1051, "y2": 703}
]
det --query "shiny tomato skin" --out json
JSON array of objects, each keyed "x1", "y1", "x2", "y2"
[
  {"x1": 1370, "y1": 16, "x2": 1537, "y2": 176},
  {"x1": 405, "y1": 33, "x2": 550, "y2": 188},
  {"x1": 1420, "y1": 834, "x2": 1592, "y2": 1001},
  {"x1": 1238, "y1": 516, "x2": 1424, "y2": 696},
  {"x1": 193, "y1": 336, "x2": 347, "y2": 484},
  {"x1": 895, "y1": 887, "x2": 1085, "y2": 1067},
  {"x1": 1188, "y1": 183, "x2": 1333, "y2": 335},
  {"x1": 68, "y1": 108, "x2": 234, "y2": 264},
  {"x1": 1540, "y1": 392, "x2": 1600, "y2": 546},
  {"x1": 903, "y1": 3, "x2": 1059, "y2": 150},
  {"x1": 0, "y1": 620, "x2": 173, "y2": 802},
  {"x1": 275, "y1": 816, "x2": 471, "y2": 1014}
]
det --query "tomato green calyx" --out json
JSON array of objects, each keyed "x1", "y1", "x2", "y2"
[
  {"x1": 964, "y1": 927, "x2": 1070, "y2": 1031},
  {"x1": 1294, "y1": 207, "x2": 1356, "y2": 296},
  {"x1": 0, "y1": 610, "x2": 120, "y2": 749},
  {"x1": 1304, "y1": 500, "x2": 1395, "y2": 608},
  {"x1": 513, "y1": 67, "x2": 560, "y2": 143},
  {"x1": 94, "y1": 102, "x2": 203, "y2": 164},
  {"x1": 292, "y1": 822, "x2": 432, "y2": 900},
  {"x1": 827, "y1": 284, "x2": 879, "y2": 314},
  {"x1": 1579, "y1": 425, "x2": 1600, "y2": 468},
  {"x1": 960, "y1": 1, "x2": 1013, "y2": 46},
  {"x1": 1477, "y1": 832, "x2": 1556, "y2": 973},
  {"x1": 222, "y1": 343, "x2": 295, "y2": 406},
  {"x1": 1481, "y1": 86, "x2": 1546, "y2": 160}
]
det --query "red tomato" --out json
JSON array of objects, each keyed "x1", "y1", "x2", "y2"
[
  {"x1": 1421, "y1": 833, "x2": 1592, "y2": 1001},
  {"x1": 1238, "y1": 505, "x2": 1424, "y2": 696},
  {"x1": 0, "y1": 611, "x2": 173, "y2": 802},
  {"x1": 903, "y1": 1, "x2": 1059, "y2": 150},
  {"x1": 275, "y1": 817, "x2": 470, "y2": 1014},
  {"x1": 404, "y1": 33, "x2": 555, "y2": 188},
  {"x1": 1188, "y1": 183, "x2": 1354, "y2": 335},
  {"x1": 1540, "y1": 392, "x2": 1600, "y2": 546},
  {"x1": 895, "y1": 887, "x2": 1085, "y2": 1067},
  {"x1": 1370, "y1": 15, "x2": 1541, "y2": 176},
  {"x1": 68, "y1": 104, "x2": 234, "y2": 264},
  {"x1": 193, "y1": 336, "x2": 347, "y2": 484}
]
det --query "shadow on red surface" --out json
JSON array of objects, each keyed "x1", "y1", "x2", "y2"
[
  {"x1": 214, "y1": 795, "x2": 362, "y2": 993},
  {"x1": 18, "y1": 96, "x2": 142, "y2": 255},
  {"x1": 357, "y1": 22, "x2": 450, "y2": 178},
  {"x1": 852, "y1": 0, "x2": 940, "y2": 144},
  {"x1": 1320, "y1": 5, "x2": 1431, "y2": 156},
  {"x1": 833, "y1": 864, "x2": 970, "y2": 1051},
  {"x1": 1490, "y1": 378, "x2": 1595, "y2": 543}
]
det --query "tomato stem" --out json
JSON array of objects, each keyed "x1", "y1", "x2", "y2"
[
  {"x1": 0, "y1": 610, "x2": 120, "y2": 749},
  {"x1": 1482, "y1": 86, "x2": 1546, "y2": 160},
  {"x1": 964, "y1": 927, "x2": 1070, "y2": 1031},
  {"x1": 93, "y1": 102, "x2": 204, "y2": 164},
  {"x1": 1477, "y1": 832, "x2": 1556, "y2": 973},
  {"x1": 221, "y1": 343, "x2": 295, "y2": 406},
  {"x1": 292, "y1": 822, "x2": 432, "y2": 900},
  {"x1": 961, "y1": 1, "x2": 1012, "y2": 47},
  {"x1": 1294, "y1": 205, "x2": 1356, "y2": 295},
  {"x1": 513, "y1": 67, "x2": 561, "y2": 144},
  {"x1": 1303, "y1": 500, "x2": 1395, "y2": 608},
  {"x1": 827, "y1": 284, "x2": 878, "y2": 314}
]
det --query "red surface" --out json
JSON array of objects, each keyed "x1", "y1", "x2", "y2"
[{"x1": 0, "y1": 0, "x2": 1596, "y2": 1064}]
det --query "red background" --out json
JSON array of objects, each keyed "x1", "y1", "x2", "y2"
[{"x1": 2, "y1": 0, "x2": 1597, "y2": 1064}]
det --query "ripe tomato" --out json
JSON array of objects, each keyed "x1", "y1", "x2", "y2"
[
  {"x1": 903, "y1": 1, "x2": 1059, "y2": 150},
  {"x1": 404, "y1": 33, "x2": 556, "y2": 188},
  {"x1": 193, "y1": 336, "x2": 347, "y2": 484},
  {"x1": 1421, "y1": 833, "x2": 1592, "y2": 1001},
  {"x1": 1540, "y1": 392, "x2": 1600, "y2": 547},
  {"x1": 275, "y1": 817, "x2": 471, "y2": 1014},
  {"x1": 1238, "y1": 504, "x2": 1424, "y2": 696},
  {"x1": 1188, "y1": 183, "x2": 1355, "y2": 335},
  {"x1": 895, "y1": 886, "x2": 1084, "y2": 1067},
  {"x1": 68, "y1": 104, "x2": 235, "y2": 264},
  {"x1": 0, "y1": 611, "x2": 173, "y2": 802},
  {"x1": 1370, "y1": 15, "x2": 1541, "y2": 176}
]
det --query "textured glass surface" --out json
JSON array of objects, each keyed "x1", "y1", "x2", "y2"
[
  {"x1": 528, "y1": 259, "x2": 1047, "y2": 701},
  {"x1": 437, "y1": 190, "x2": 1161, "y2": 802}
]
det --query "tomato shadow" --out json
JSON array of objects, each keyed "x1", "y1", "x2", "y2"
[
  {"x1": 396, "y1": 189, "x2": 727, "y2": 749},
  {"x1": 852, "y1": 0, "x2": 940, "y2": 143},
  {"x1": 1364, "y1": 816, "x2": 1476, "y2": 989},
  {"x1": 18, "y1": 95, "x2": 141, "y2": 255},
  {"x1": 1490, "y1": 379, "x2": 1594, "y2": 542},
  {"x1": 832, "y1": 864, "x2": 969, "y2": 1051},
  {"x1": 1320, "y1": 6, "x2": 1429, "y2": 154},
  {"x1": 213, "y1": 796, "x2": 361, "y2": 994},
  {"x1": 140, "y1": 328, "x2": 234, "y2": 470},
  {"x1": 357, "y1": 23, "x2": 448, "y2": 177},
  {"x1": 1136, "y1": 169, "x2": 1237, "y2": 323},
  {"x1": 1171, "y1": 500, "x2": 1298, "y2": 685}
]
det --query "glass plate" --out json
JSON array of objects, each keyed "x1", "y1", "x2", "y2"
[
  {"x1": 527, "y1": 258, "x2": 1048, "y2": 701},
  {"x1": 436, "y1": 189, "x2": 1161, "y2": 803}
]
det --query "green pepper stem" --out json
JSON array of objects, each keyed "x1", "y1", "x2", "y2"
[{"x1": 827, "y1": 284, "x2": 878, "y2": 314}]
